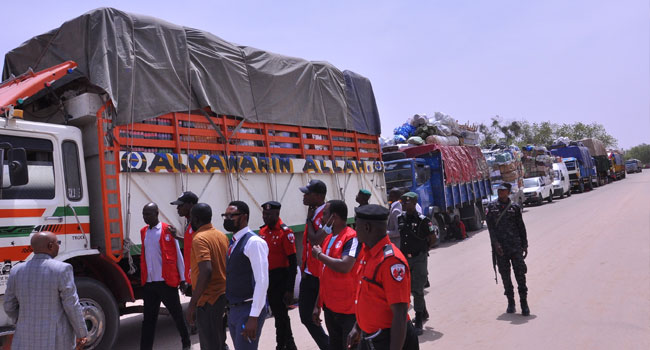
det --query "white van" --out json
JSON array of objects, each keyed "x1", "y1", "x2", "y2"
[
  {"x1": 552, "y1": 162, "x2": 571, "y2": 199},
  {"x1": 523, "y1": 176, "x2": 553, "y2": 205}
]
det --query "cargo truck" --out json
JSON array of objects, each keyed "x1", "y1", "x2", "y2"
[
  {"x1": 580, "y1": 138, "x2": 609, "y2": 186},
  {"x1": 608, "y1": 151, "x2": 626, "y2": 180},
  {"x1": 383, "y1": 144, "x2": 491, "y2": 243},
  {"x1": 1, "y1": 9, "x2": 385, "y2": 349},
  {"x1": 550, "y1": 145, "x2": 595, "y2": 193}
]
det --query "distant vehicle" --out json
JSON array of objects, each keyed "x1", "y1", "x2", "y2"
[
  {"x1": 523, "y1": 176, "x2": 553, "y2": 205},
  {"x1": 625, "y1": 159, "x2": 642, "y2": 173},
  {"x1": 608, "y1": 151, "x2": 626, "y2": 180},
  {"x1": 550, "y1": 145, "x2": 596, "y2": 192},
  {"x1": 552, "y1": 162, "x2": 571, "y2": 199}
]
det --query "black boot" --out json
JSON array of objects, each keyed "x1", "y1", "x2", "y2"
[
  {"x1": 414, "y1": 312, "x2": 424, "y2": 335},
  {"x1": 422, "y1": 307, "x2": 430, "y2": 321},
  {"x1": 520, "y1": 298, "x2": 530, "y2": 316},
  {"x1": 506, "y1": 296, "x2": 516, "y2": 314}
]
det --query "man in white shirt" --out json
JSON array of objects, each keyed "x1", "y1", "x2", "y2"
[
  {"x1": 223, "y1": 201, "x2": 269, "y2": 350},
  {"x1": 140, "y1": 203, "x2": 191, "y2": 350},
  {"x1": 387, "y1": 188, "x2": 404, "y2": 246}
]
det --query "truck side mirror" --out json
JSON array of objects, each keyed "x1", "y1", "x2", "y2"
[{"x1": 9, "y1": 148, "x2": 29, "y2": 186}]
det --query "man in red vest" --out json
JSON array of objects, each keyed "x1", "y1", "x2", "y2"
[
  {"x1": 140, "y1": 203, "x2": 191, "y2": 350},
  {"x1": 299, "y1": 179, "x2": 330, "y2": 350},
  {"x1": 311, "y1": 200, "x2": 362, "y2": 350}
]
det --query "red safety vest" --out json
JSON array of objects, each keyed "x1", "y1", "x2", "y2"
[
  {"x1": 319, "y1": 226, "x2": 359, "y2": 314},
  {"x1": 140, "y1": 222, "x2": 181, "y2": 288},
  {"x1": 302, "y1": 209, "x2": 324, "y2": 277}
]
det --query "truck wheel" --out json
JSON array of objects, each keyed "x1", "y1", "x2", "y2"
[
  {"x1": 559, "y1": 190, "x2": 564, "y2": 199},
  {"x1": 430, "y1": 216, "x2": 443, "y2": 247},
  {"x1": 466, "y1": 204, "x2": 483, "y2": 231},
  {"x1": 382, "y1": 151, "x2": 406, "y2": 162},
  {"x1": 567, "y1": 189, "x2": 571, "y2": 197},
  {"x1": 586, "y1": 179, "x2": 593, "y2": 190},
  {"x1": 75, "y1": 277, "x2": 120, "y2": 350},
  {"x1": 538, "y1": 194, "x2": 543, "y2": 205},
  {"x1": 547, "y1": 192, "x2": 553, "y2": 203},
  {"x1": 578, "y1": 182, "x2": 584, "y2": 193}
]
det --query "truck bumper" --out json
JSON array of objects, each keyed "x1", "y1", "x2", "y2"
[{"x1": 553, "y1": 188, "x2": 564, "y2": 197}]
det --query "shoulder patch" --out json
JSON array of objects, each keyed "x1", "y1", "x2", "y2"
[
  {"x1": 287, "y1": 232, "x2": 295, "y2": 243},
  {"x1": 390, "y1": 263, "x2": 406, "y2": 282},
  {"x1": 383, "y1": 244, "x2": 395, "y2": 258}
]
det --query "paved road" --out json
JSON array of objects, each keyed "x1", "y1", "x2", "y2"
[{"x1": 115, "y1": 171, "x2": 650, "y2": 349}]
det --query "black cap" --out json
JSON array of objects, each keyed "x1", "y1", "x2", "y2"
[
  {"x1": 170, "y1": 191, "x2": 199, "y2": 205},
  {"x1": 299, "y1": 179, "x2": 327, "y2": 195},
  {"x1": 354, "y1": 204, "x2": 389, "y2": 221},
  {"x1": 261, "y1": 201, "x2": 281, "y2": 210},
  {"x1": 497, "y1": 183, "x2": 512, "y2": 191}
]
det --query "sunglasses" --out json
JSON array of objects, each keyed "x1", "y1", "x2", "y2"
[{"x1": 221, "y1": 213, "x2": 243, "y2": 219}]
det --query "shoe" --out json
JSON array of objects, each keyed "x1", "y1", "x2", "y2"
[
  {"x1": 506, "y1": 297, "x2": 516, "y2": 314},
  {"x1": 414, "y1": 312, "x2": 424, "y2": 335},
  {"x1": 182, "y1": 344, "x2": 191, "y2": 350},
  {"x1": 422, "y1": 308, "x2": 430, "y2": 321},
  {"x1": 424, "y1": 279, "x2": 430, "y2": 288},
  {"x1": 520, "y1": 298, "x2": 530, "y2": 316}
]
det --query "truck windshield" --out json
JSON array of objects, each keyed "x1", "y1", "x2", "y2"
[
  {"x1": 565, "y1": 161, "x2": 576, "y2": 170},
  {"x1": 524, "y1": 178, "x2": 539, "y2": 188},
  {"x1": 385, "y1": 161, "x2": 413, "y2": 191}
]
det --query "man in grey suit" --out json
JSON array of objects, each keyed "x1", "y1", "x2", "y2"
[{"x1": 4, "y1": 231, "x2": 88, "y2": 350}]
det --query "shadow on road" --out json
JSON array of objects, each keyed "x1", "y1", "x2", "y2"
[
  {"x1": 419, "y1": 326, "x2": 443, "y2": 343},
  {"x1": 496, "y1": 313, "x2": 537, "y2": 325}
]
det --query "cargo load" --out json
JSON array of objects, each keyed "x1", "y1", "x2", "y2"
[{"x1": 482, "y1": 145, "x2": 525, "y2": 205}]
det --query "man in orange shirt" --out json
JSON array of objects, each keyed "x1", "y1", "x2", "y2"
[
  {"x1": 185, "y1": 203, "x2": 229, "y2": 350},
  {"x1": 348, "y1": 204, "x2": 419, "y2": 350}
]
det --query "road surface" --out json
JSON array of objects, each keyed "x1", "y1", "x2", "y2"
[{"x1": 115, "y1": 171, "x2": 650, "y2": 349}]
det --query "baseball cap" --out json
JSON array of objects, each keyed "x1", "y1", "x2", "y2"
[
  {"x1": 299, "y1": 179, "x2": 327, "y2": 195},
  {"x1": 497, "y1": 183, "x2": 512, "y2": 191},
  {"x1": 170, "y1": 191, "x2": 199, "y2": 205}
]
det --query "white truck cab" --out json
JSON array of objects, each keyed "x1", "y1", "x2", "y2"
[{"x1": 552, "y1": 162, "x2": 571, "y2": 199}]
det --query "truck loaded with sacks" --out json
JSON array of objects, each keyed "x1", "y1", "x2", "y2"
[{"x1": 0, "y1": 8, "x2": 386, "y2": 349}]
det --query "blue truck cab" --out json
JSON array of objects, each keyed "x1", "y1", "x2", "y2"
[
  {"x1": 383, "y1": 145, "x2": 492, "y2": 242},
  {"x1": 552, "y1": 144, "x2": 595, "y2": 193}
]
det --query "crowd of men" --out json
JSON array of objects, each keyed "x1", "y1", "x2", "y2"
[{"x1": 3, "y1": 179, "x2": 530, "y2": 350}]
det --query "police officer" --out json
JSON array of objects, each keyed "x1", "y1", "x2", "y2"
[
  {"x1": 348, "y1": 204, "x2": 419, "y2": 350},
  {"x1": 259, "y1": 201, "x2": 298, "y2": 350},
  {"x1": 486, "y1": 183, "x2": 530, "y2": 316},
  {"x1": 356, "y1": 189, "x2": 371, "y2": 207},
  {"x1": 397, "y1": 192, "x2": 436, "y2": 335}
]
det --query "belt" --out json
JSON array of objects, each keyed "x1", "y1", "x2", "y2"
[
  {"x1": 362, "y1": 329, "x2": 383, "y2": 340},
  {"x1": 228, "y1": 300, "x2": 252, "y2": 307}
]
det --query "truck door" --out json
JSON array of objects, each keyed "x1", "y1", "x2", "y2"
[
  {"x1": 60, "y1": 140, "x2": 90, "y2": 251},
  {"x1": 0, "y1": 134, "x2": 64, "y2": 294}
]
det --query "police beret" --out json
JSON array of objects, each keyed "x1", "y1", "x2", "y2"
[
  {"x1": 358, "y1": 189, "x2": 371, "y2": 196},
  {"x1": 261, "y1": 201, "x2": 281, "y2": 210},
  {"x1": 401, "y1": 192, "x2": 418, "y2": 200},
  {"x1": 354, "y1": 204, "x2": 389, "y2": 221},
  {"x1": 497, "y1": 183, "x2": 512, "y2": 191}
]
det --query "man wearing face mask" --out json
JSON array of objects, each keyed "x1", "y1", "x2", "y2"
[
  {"x1": 185, "y1": 203, "x2": 229, "y2": 350},
  {"x1": 299, "y1": 179, "x2": 330, "y2": 350},
  {"x1": 311, "y1": 200, "x2": 362, "y2": 350},
  {"x1": 223, "y1": 201, "x2": 270, "y2": 350}
]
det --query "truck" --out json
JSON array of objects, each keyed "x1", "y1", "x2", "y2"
[
  {"x1": 1, "y1": 9, "x2": 386, "y2": 349},
  {"x1": 521, "y1": 145, "x2": 555, "y2": 203},
  {"x1": 625, "y1": 159, "x2": 642, "y2": 173},
  {"x1": 383, "y1": 144, "x2": 491, "y2": 243},
  {"x1": 580, "y1": 138, "x2": 610, "y2": 186},
  {"x1": 550, "y1": 145, "x2": 595, "y2": 193},
  {"x1": 482, "y1": 146, "x2": 525, "y2": 206},
  {"x1": 608, "y1": 151, "x2": 626, "y2": 180}
]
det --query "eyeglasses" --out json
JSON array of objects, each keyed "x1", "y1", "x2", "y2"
[{"x1": 221, "y1": 213, "x2": 243, "y2": 219}]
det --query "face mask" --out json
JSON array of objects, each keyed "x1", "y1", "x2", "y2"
[
  {"x1": 223, "y1": 219, "x2": 237, "y2": 233},
  {"x1": 322, "y1": 217, "x2": 334, "y2": 235}
]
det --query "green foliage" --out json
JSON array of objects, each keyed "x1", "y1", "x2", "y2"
[
  {"x1": 478, "y1": 118, "x2": 618, "y2": 149},
  {"x1": 625, "y1": 144, "x2": 650, "y2": 164}
]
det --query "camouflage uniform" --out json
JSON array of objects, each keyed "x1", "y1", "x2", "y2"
[
  {"x1": 486, "y1": 199, "x2": 528, "y2": 300},
  {"x1": 398, "y1": 213, "x2": 436, "y2": 314}
]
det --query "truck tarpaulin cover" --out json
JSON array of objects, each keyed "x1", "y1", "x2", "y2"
[
  {"x1": 402, "y1": 144, "x2": 489, "y2": 184},
  {"x1": 1, "y1": 8, "x2": 381, "y2": 135}
]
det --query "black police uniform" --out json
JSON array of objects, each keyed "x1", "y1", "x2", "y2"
[{"x1": 486, "y1": 198, "x2": 529, "y2": 313}]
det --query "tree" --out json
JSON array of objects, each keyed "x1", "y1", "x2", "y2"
[{"x1": 625, "y1": 144, "x2": 650, "y2": 164}]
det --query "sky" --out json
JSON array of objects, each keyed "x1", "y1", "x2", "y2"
[{"x1": 1, "y1": 0, "x2": 648, "y2": 149}]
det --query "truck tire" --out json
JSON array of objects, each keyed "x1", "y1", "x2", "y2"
[
  {"x1": 578, "y1": 182, "x2": 584, "y2": 193},
  {"x1": 537, "y1": 194, "x2": 543, "y2": 205},
  {"x1": 567, "y1": 189, "x2": 571, "y2": 197},
  {"x1": 466, "y1": 204, "x2": 483, "y2": 231},
  {"x1": 586, "y1": 179, "x2": 593, "y2": 190},
  {"x1": 547, "y1": 191, "x2": 553, "y2": 203},
  {"x1": 559, "y1": 190, "x2": 564, "y2": 199},
  {"x1": 382, "y1": 151, "x2": 406, "y2": 162},
  {"x1": 430, "y1": 216, "x2": 443, "y2": 247},
  {"x1": 75, "y1": 277, "x2": 120, "y2": 350}
]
